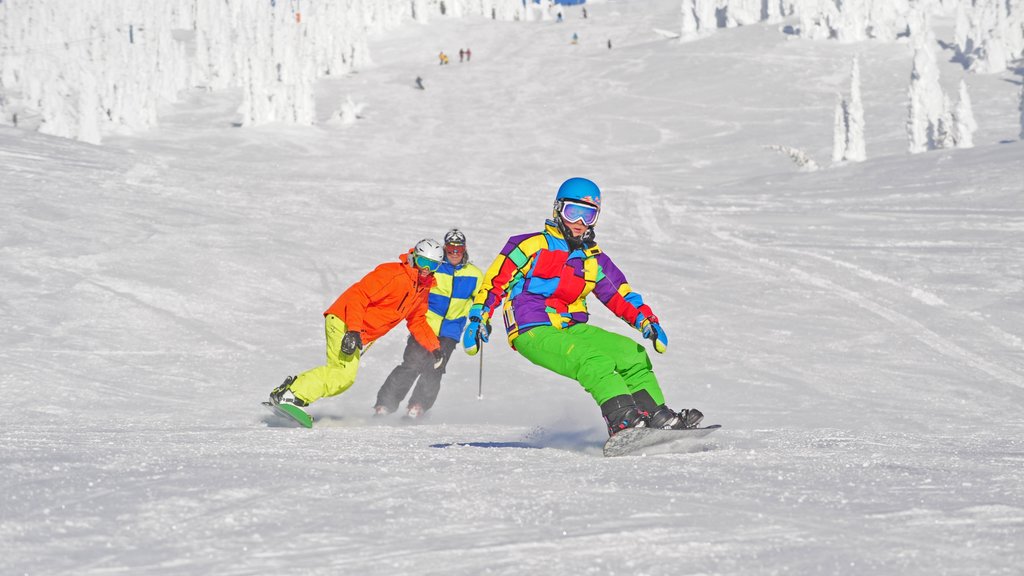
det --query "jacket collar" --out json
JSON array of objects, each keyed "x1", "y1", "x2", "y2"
[
  {"x1": 400, "y1": 251, "x2": 437, "y2": 289},
  {"x1": 544, "y1": 220, "x2": 601, "y2": 256}
]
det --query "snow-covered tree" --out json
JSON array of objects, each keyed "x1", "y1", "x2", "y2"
[
  {"x1": 952, "y1": 79, "x2": 978, "y2": 148},
  {"x1": 954, "y1": 0, "x2": 1024, "y2": 74},
  {"x1": 681, "y1": 0, "x2": 700, "y2": 41},
  {"x1": 906, "y1": 14, "x2": 944, "y2": 154},
  {"x1": 934, "y1": 95, "x2": 956, "y2": 150},
  {"x1": 845, "y1": 56, "x2": 866, "y2": 161},
  {"x1": 832, "y1": 95, "x2": 847, "y2": 162},
  {"x1": 765, "y1": 144, "x2": 819, "y2": 171},
  {"x1": 832, "y1": 57, "x2": 866, "y2": 163},
  {"x1": 1019, "y1": 84, "x2": 1024, "y2": 140}
]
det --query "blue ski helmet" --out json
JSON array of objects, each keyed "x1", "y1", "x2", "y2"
[{"x1": 555, "y1": 177, "x2": 601, "y2": 209}]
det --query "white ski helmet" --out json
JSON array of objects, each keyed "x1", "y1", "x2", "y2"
[{"x1": 412, "y1": 238, "x2": 444, "y2": 269}]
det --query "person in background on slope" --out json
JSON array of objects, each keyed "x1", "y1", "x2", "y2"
[
  {"x1": 462, "y1": 177, "x2": 703, "y2": 436},
  {"x1": 269, "y1": 240, "x2": 447, "y2": 410},
  {"x1": 375, "y1": 229, "x2": 484, "y2": 419}
]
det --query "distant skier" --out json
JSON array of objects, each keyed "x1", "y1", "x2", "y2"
[
  {"x1": 572, "y1": 32, "x2": 578, "y2": 45},
  {"x1": 465, "y1": 48, "x2": 472, "y2": 62},
  {"x1": 462, "y1": 178, "x2": 704, "y2": 436},
  {"x1": 607, "y1": 39, "x2": 612, "y2": 50},
  {"x1": 375, "y1": 229, "x2": 483, "y2": 418},
  {"x1": 415, "y1": 76, "x2": 424, "y2": 90},
  {"x1": 269, "y1": 240, "x2": 446, "y2": 411},
  {"x1": 459, "y1": 48, "x2": 465, "y2": 63}
]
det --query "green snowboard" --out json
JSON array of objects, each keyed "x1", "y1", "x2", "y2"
[{"x1": 262, "y1": 400, "x2": 314, "y2": 428}]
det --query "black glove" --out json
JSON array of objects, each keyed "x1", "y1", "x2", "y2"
[
  {"x1": 340, "y1": 331, "x2": 363, "y2": 355},
  {"x1": 431, "y1": 348, "x2": 445, "y2": 369}
]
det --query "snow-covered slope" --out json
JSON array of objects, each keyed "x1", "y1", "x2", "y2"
[{"x1": 2, "y1": 1, "x2": 1022, "y2": 574}]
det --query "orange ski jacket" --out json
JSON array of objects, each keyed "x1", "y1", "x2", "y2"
[{"x1": 324, "y1": 252, "x2": 440, "y2": 353}]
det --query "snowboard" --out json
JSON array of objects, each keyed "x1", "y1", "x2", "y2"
[
  {"x1": 603, "y1": 425, "x2": 721, "y2": 457},
  {"x1": 262, "y1": 400, "x2": 314, "y2": 428}
]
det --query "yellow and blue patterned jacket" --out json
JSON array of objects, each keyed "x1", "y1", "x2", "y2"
[{"x1": 427, "y1": 259, "x2": 484, "y2": 341}]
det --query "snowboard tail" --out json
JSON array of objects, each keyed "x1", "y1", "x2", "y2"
[
  {"x1": 262, "y1": 400, "x2": 314, "y2": 428},
  {"x1": 603, "y1": 425, "x2": 720, "y2": 457}
]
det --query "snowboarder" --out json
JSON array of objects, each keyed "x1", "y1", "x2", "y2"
[
  {"x1": 269, "y1": 240, "x2": 447, "y2": 410},
  {"x1": 571, "y1": 32, "x2": 578, "y2": 45},
  {"x1": 375, "y1": 229, "x2": 484, "y2": 418},
  {"x1": 415, "y1": 76, "x2": 424, "y2": 90},
  {"x1": 462, "y1": 177, "x2": 703, "y2": 436}
]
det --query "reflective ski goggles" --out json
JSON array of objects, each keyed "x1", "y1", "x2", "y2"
[
  {"x1": 444, "y1": 244, "x2": 465, "y2": 256},
  {"x1": 558, "y1": 200, "x2": 600, "y2": 226},
  {"x1": 414, "y1": 255, "x2": 442, "y2": 272}
]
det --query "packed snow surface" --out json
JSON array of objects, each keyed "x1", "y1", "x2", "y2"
[{"x1": 2, "y1": 1, "x2": 1022, "y2": 574}]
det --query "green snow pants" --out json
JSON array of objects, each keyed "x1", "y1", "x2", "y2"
[
  {"x1": 512, "y1": 323, "x2": 665, "y2": 407},
  {"x1": 289, "y1": 314, "x2": 360, "y2": 405}
]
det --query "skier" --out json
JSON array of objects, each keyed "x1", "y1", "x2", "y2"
[
  {"x1": 415, "y1": 76, "x2": 424, "y2": 90},
  {"x1": 269, "y1": 239, "x2": 447, "y2": 410},
  {"x1": 462, "y1": 177, "x2": 703, "y2": 436},
  {"x1": 375, "y1": 229, "x2": 484, "y2": 418}
]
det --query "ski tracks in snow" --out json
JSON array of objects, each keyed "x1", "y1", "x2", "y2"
[{"x1": 631, "y1": 192, "x2": 1024, "y2": 392}]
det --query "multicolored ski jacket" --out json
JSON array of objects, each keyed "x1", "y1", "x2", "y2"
[
  {"x1": 472, "y1": 221, "x2": 658, "y2": 346},
  {"x1": 427, "y1": 260, "x2": 484, "y2": 341}
]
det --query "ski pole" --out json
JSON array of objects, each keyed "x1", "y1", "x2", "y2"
[{"x1": 477, "y1": 337, "x2": 484, "y2": 400}]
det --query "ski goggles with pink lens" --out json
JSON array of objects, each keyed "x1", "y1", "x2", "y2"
[
  {"x1": 414, "y1": 255, "x2": 442, "y2": 272},
  {"x1": 558, "y1": 200, "x2": 600, "y2": 226}
]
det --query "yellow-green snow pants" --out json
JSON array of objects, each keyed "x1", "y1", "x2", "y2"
[
  {"x1": 289, "y1": 314, "x2": 360, "y2": 405},
  {"x1": 512, "y1": 323, "x2": 665, "y2": 407}
]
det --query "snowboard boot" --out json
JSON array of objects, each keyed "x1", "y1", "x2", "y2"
[
  {"x1": 648, "y1": 406, "x2": 704, "y2": 430},
  {"x1": 601, "y1": 394, "x2": 647, "y2": 437},
  {"x1": 269, "y1": 376, "x2": 308, "y2": 408},
  {"x1": 405, "y1": 404, "x2": 426, "y2": 419},
  {"x1": 373, "y1": 405, "x2": 392, "y2": 417}
]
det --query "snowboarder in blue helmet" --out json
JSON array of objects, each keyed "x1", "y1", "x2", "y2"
[{"x1": 463, "y1": 177, "x2": 704, "y2": 436}]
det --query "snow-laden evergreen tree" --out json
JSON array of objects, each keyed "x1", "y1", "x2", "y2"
[
  {"x1": 866, "y1": 0, "x2": 910, "y2": 41},
  {"x1": 681, "y1": 0, "x2": 700, "y2": 41},
  {"x1": 1019, "y1": 83, "x2": 1024, "y2": 140},
  {"x1": 723, "y1": 0, "x2": 762, "y2": 27},
  {"x1": 832, "y1": 57, "x2": 866, "y2": 163},
  {"x1": 832, "y1": 94, "x2": 847, "y2": 162},
  {"x1": 906, "y1": 8, "x2": 944, "y2": 154},
  {"x1": 791, "y1": 0, "x2": 916, "y2": 43},
  {"x1": 935, "y1": 95, "x2": 956, "y2": 149},
  {"x1": 952, "y1": 79, "x2": 978, "y2": 148},
  {"x1": 954, "y1": 0, "x2": 1024, "y2": 73},
  {"x1": 693, "y1": 0, "x2": 718, "y2": 38},
  {"x1": 845, "y1": 56, "x2": 866, "y2": 161},
  {"x1": 766, "y1": 0, "x2": 786, "y2": 25}
]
